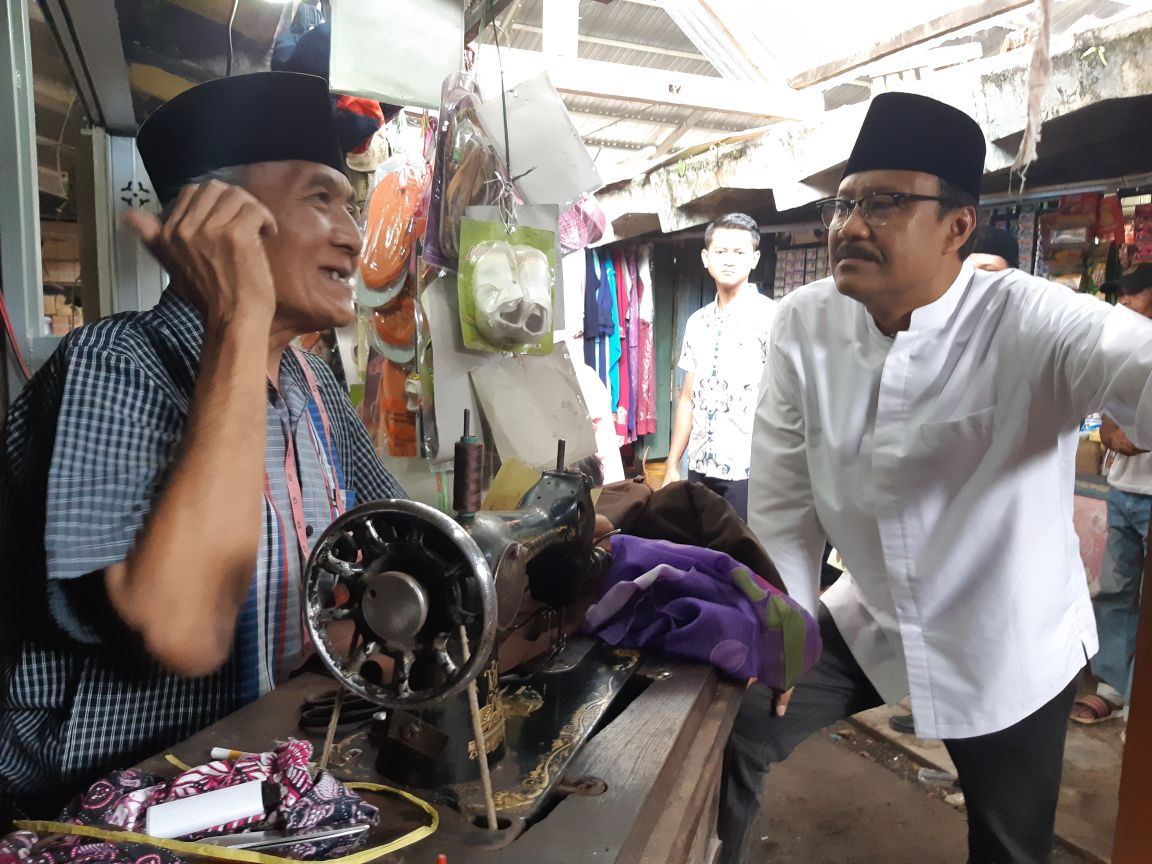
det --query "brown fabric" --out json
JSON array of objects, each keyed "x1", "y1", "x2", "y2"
[
  {"x1": 595, "y1": 479, "x2": 786, "y2": 594},
  {"x1": 595, "y1": 476, "x2": 652, "y2": 529}
]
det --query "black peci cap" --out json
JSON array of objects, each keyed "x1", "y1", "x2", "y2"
[
  {"x1": 842, "y1": 92, "x2": 987, "y2": 199},
  {"x1": 1102, "y1": 263, "x2": 1152, "y2": 296},
  {"x1": 136, "y1": 71, "x2": 345, "y2": 205},
  {"x1": 973, "y1": 226, "x2": 1020, "y2": 269}
]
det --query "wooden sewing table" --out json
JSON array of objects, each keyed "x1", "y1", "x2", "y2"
[{"x1": 138, "y1": 659, "x2": 741, "y2": 864}]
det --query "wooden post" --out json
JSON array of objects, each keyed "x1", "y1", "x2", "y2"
[{"x1": 1111, "y1": 514, "x2": 1152, "y2": 859}]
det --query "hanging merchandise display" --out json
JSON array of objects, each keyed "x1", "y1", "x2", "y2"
[
  {"x1": 360, "y1": 155, "x2": 430, "y2": 293},
  {"x1": 359, "y1": 351, "x2": 418, "y2": 458},
  {"x1": 1134, "y1": 204, "x2": 1152, "y2": 263},
  {"x1": 635, "y1": 245, "x2": 658, "y2": 439},
  {"x1": 1034, "y1": 192, "x2": 1130, "y2": 293},
  {"x1": 558, "y1": 194, "x2": 607, "y2": 255},
  {"x1": 469, "y1": 242, "x2": 553, "y2": 348},
  {"x1": 1016, "y1": 204, "x2": 1041, "y2": 273},
  {"x1": 424, "y1": 72, "x2": 511, "y2": 270},
  {"x1": 1040, "y1": 193, "x2": 1099, "y2": 290},
  {"x1": 579, "y1": 245, "x2": 657, "y2": 447},
  {"x1": 347, "y1": 48, "x2": 604, "y2": 472},
  {"x1": 370, "y1": 291, "x2": 417, "y2": 365},
  {"x1": 773, "y1": 242, "x2": 829, "y2": 296},
  {"x1": 412, "y1": 286, "x2": 438, "y2": 462},
  {"x1": 354, "y1": 136, "x2": 433, "y2": 459},
  {"x1": 1080, "y1": 194, "x2": 1124, "y2": 292},
  {"x1": 457, "y1": 213, "x2": 558, "y2": 356}
]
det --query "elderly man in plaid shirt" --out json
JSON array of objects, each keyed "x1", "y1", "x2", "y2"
[{"x1": 0, "y1": 72, "x2": 405, "y2": 816}]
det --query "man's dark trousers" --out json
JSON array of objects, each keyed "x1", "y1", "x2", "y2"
[
  {"x1": 718, "y1": 606, "x2": 1078, "y2": 864},
  {"x1": 687, "y1": 471, "x2": 748, "y2": 521}
]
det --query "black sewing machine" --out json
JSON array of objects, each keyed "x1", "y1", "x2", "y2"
[{"x1": 300, "y1": 417, "x2": 641, "y2": 842}]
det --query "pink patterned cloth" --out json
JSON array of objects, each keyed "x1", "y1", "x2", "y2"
[{"x1": 0, "y1": 741, "x2": 378, "y2": 864}]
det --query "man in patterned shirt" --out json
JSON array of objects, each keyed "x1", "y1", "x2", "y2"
[
  {"x1": 663, "y1": 213, "x2": 777, "y2": 520},
  {"x1": 0, "y1": 72, "x2": 404, "y2": 815}
]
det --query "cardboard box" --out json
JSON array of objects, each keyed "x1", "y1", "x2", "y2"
[{"x1": 1075, "y1": 438, "x2": 1103, "y2": 476}]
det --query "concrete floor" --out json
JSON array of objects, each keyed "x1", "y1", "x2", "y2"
[
  {"x1": 852, "y1": 699, "x2": 1121, "y2": 862},
  {"x1": 754, "y1": 728, "x2": 1098, "y2": 864}
]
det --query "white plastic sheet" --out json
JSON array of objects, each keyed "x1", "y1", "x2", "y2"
[
  {"x1": 330, "y1": 0, "x2": 464, "y2": 110},
  {"x1": 469, "y1": 345, "x2": 596, "y2": 473},
  {"x1": 474, "y1": 72, "x2": 602, "y2": 207}
]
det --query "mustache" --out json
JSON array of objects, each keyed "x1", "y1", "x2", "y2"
[{"x1": 834, "y1": 244, "x2": 881, "y2": 263}]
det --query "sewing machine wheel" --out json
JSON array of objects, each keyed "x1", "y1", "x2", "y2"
[{"x1": 303, "y1": 500, "x2": 497, "y2": 708}]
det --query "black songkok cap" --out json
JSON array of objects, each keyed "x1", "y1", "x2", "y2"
[
  {"x1": 136, "y1": 72, "x2": 344, "y2": 206},
  {"x1": 974, "y1": 226, "x2": 1020, "y2": 269},
  {"x1": 1103, "y1": 263, "x2": 1152, "y2": 296},
  {"x1": 842, "y1": 92, "x2": 987, "y2": 199}
]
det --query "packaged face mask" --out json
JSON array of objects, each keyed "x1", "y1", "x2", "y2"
[
  {"x1": 457, "y1": 216, "x2": 556, "y2": 355},
  {"x1": 470, "y1": 243, "x2": 552, "y2": 346}
]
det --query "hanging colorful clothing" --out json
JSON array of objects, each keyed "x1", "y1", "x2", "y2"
[
  {"x1": 596, "y1": 251, "x2": 616, "y2": 390},
  {"x1": 613, "y1": 250, "x2": 631, "y2": 440},
  {"x1": 636, "y1": 245, "x2": 658, "y2": 437},
  {"x1": 583, "y1": 248, "x2": 602, "y2": 371},
  {"x1": 626, "y1": 252, "x2": 642, "y2": 441}
]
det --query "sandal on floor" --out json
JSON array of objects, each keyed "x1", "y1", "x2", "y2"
[{"x1": 1070, "y1": 694, "x2": 1123, "y2": 725}]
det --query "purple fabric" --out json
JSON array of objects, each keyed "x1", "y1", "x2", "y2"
[{"x1": 586, "y1": 535, "x2": 821, "y2": 690}]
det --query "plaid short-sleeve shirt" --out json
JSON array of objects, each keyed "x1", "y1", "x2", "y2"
[{"x1": 0, "y1": 290, "x2": 404, "y2": 808}]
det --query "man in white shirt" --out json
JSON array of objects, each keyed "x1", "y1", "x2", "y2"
[
  {"x1": 663, "y1": 214, "x2": 777, "y2": 519},
  {"x1": 887, "y1": 222, "x2": 1021, "y2": 736},
  {"x1": 1070, "y1": 264, "x2": 1152, "y2": 725},
  {"x1": 720, "y1": 92, "x2": 1152, "y2": 864}
]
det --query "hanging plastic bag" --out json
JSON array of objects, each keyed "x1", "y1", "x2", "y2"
[
  {"x1": 369, "y1": 291, "x2": 417, "y2": 365},
  {"x1": 360, "y1": 155, "x2": 429, "y2": 291},
  {"x1": 424, "y1": 72, "x2": 509, "y2": 271}
]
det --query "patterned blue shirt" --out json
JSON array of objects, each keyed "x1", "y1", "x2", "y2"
[{"x1": 0, "y1": 290, "x2": 404, "y2": 807}]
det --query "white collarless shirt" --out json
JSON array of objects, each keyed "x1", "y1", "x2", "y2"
[
  {"x1": 678, "y1": 286, "x2": 777, "y2": 480},
  {"x1": 750, "y1": 265, "x2": 1152, "y2": 739}
]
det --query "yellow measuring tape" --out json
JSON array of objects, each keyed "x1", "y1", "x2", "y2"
[{"x1": 14, "y1": 781, "x2": 439, "y2": 864}]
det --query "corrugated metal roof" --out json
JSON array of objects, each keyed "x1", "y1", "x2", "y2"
[
  {"x1": 500, "y1": 0, "x2": 1152, "y2": 175},
  {"x1": 516, "y1": 0, "x2": 714, "y2": 68},
  {"x1": 493, "y1": 1, "x2": 785, "y2": 172}
]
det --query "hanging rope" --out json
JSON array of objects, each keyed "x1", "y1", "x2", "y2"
[
  {"x1": 483, "y1": 172, "x2": 519, "y2": 235},
  {"x1": 1010, "y1": 0, "x2": 1054, "y2": 193},
  {"x1": 486, "y1": 0, "x2": 514, "y2": 179}
]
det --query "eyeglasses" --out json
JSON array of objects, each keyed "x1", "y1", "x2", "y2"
[{"x1": 817, "y1": 192, "x2": 954, "y2": 230}]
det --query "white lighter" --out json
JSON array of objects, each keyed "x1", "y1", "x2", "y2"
[{"x1": 144, "y1": 780, "x2": 281, "y2": 839}]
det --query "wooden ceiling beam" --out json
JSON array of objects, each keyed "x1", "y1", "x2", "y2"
[
  {"x1": 652, "y1": 109, "x2": 706, "y2": 158},
  {"x1": 465, "y1": 0, "x2": 519, "y2": 42}
]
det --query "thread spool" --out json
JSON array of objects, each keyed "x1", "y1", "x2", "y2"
[{"x1": 453, "y1": 410, "x2": 484, "y2": 515}]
